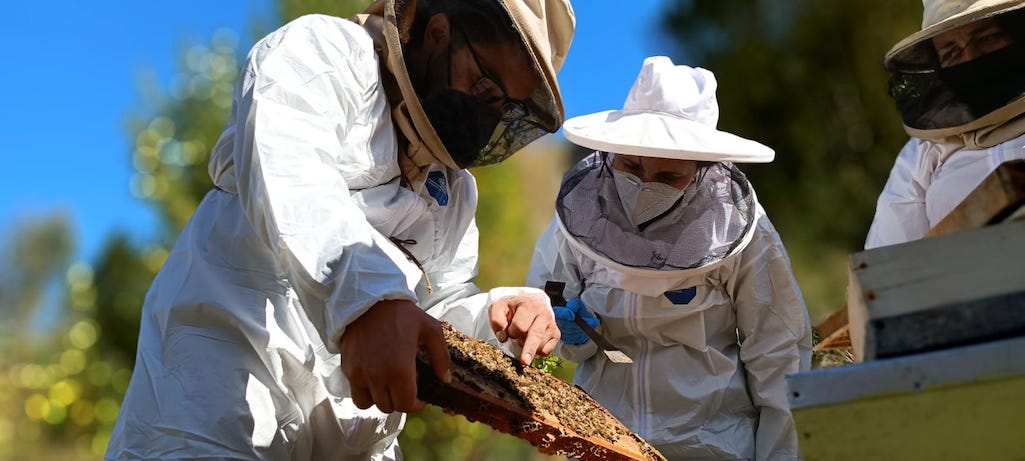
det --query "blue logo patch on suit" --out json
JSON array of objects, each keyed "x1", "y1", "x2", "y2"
[{"x1": 664, "y1": 287, "x2": 697, "y2": 304}]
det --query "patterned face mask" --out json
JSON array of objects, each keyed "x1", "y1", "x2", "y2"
[
  {"x1": 613, "y1": 169, "x2": 689, "y2": 227},
  {"x1": 469, "y1": 104, "x2": 551, "y2": 167},
  {"x1": 421, "y1": 88, "x2": 503, "y2": 169}
]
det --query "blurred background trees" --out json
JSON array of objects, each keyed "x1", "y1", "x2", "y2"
[
  {"x1": 662, "y1": 0, "x2": 920, "y2": 313},
  {"x1": 0, "y1": 0, "x2": 921, "y2": 459}
]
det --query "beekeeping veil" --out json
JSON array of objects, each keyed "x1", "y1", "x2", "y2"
[
  {"x1": 886, "y1": 0, "x2": 1025, "y2": 149},
  {"x1": 354, "y1": 0, "x2": 574, "y2": 186},
  {"x1": 556, "y1": 56, "x2": 773, "y2": 273}
]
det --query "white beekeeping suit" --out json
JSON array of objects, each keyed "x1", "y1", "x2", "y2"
[
  {"x1": 868, "y1": 0, "x2": 1025, "y2": 248},
  {"x1": 527, "y1": 56, "x2": 812, "y2": 461},
  {"x1": 865, "y1": 133, "x2": 1025, "y2": 248},
  {"x1": 105, "y1": 0, "x2": 575, "y2": 459}
]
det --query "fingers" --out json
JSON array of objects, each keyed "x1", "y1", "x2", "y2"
[
  {"x1": 339, "y1": 299, "x2": 438, "y2": 414},
  {"x1": 505, "y1": 299, "x2": 553, "y2": 340},
  {"x1": 552, "y1": 305, "x2": 574, "y2": 322},
  {"x1": 352, "y1": 379, "x2": 423, "y2": 413},
  {"x1": 386, "y1": 367, "x2": 427, "y2": 413},
  {"x1": 542, "y1": 335, "x2": 560, "y2": 356},
  {"x1": 342, "y1": 353, "x2": 377, "y2": 410},
  {"x1": 350, "y1": 383, "x2": 373, "y2": 410},
  {"x1": 344, "y1": 360, "x2": 410, "y2": 413},
  {"x1": 518, "y1": 319, "x2": 558, "y2": 364},
  {"x1": 566, "y1": 297, "x2": 584, "y2": 313},
  {"x1": 501, "y1": 297, "x2": 558, "y2": 365},
  {"x1": 421, "y1": 322, "x2": 452, "y2": 384},
  {"x1": 489, "y1": 299, "x2": 512, "y2": 342},
  {"x1": 567, "y1": 298, "x2": 592, "y2": 319},
  {"x1": 369, "y1": 383, "x2": 395, "y2": 413}
]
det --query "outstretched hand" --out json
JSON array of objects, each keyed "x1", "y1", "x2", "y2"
[
  {"x1": 488, "y1": 292, "x2": 560, "y2": 365},
  {"x1": 338, "y1": 299, "x2": 451, "y2": 413}
]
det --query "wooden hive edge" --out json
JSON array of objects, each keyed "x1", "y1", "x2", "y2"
[
  {"x1": 415, "y1": 323, "x2": 666, "y2": 461},
  {"x1": 417, "y1": 359, "x2": 656, "y2": 461}
]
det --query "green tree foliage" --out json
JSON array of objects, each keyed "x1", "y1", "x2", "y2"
[
  {"x1": 279, "y1": 0, "x2": 372, "y2": 22},
  {"x1": 89, "y1": 237, "x2": 164, "y2": 362},
  {"x1": 0, "y1": 214, "x2": 129, "y2": 460},
  {"x1": 0, "y1": 214, "x2": 74, "y2": 336},
  {"x1": 130, "y1": 31, "x2": 240, "y2": 233},
  {"x1": 660, "y1": 0, "x2": 921, "y2": 316},
  {"x1": 0, "y1": 25, "x2": 241, "y2": 460}
]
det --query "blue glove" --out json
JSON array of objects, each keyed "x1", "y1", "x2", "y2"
[{"x1": 553, "y1": 298, "x2": 600, "y2": 345}]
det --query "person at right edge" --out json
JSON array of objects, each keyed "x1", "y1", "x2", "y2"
[
  {"x1": 527, "y1": 56, "x2": 812, "y2": 460},
  {"x1": 868, "y1": 0, "x2": 1025, "y2": 248}
]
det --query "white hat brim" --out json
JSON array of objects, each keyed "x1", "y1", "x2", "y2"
[{"x1": 563, "y1": 109, "x2": 775, "y2": 163}]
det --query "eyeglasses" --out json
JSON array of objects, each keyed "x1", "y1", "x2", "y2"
[
  {"x1": 453, "y1": 25, "x2": 533, "y2": 118},
  {"x1": 450, "y1": 25, "x2": 555, "y2": 167},
  {"x1": 474, "y1": 103, "x2": 550, "y2": 166}
]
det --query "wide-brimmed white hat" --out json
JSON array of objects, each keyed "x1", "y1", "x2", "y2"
[
  {"x1": 562, "y1": 56, "x2": 774, "y2": 163},
  {"x1": 885, "y1": 0, "x2": 1025, "y2": 71}
]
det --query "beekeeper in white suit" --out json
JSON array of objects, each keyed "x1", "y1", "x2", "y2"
[
  {"x1": 867, "y1": 0, "x2": 1025, "y2": 248},
  {"x1": 527, "y1": 56, "x2": 812, "y2": 461},
  {"x1": 106, "y1": 0, "x2": 575, "y2": 459}
]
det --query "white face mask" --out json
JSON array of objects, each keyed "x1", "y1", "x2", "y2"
[{"x1": 613, "y1": 170, "x2": 688, "y2": 226}]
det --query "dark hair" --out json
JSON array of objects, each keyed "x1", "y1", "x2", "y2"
[{"x1": 407, "y1": 0, "x2": 521, "y2": 49}]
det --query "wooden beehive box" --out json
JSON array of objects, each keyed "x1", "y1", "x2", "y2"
[
  {"x1": 787, "y1": 336, "x2": 1025, "y2": 461},
  {"x1": 846, "y1": 219, "x2": 1025, "y2": 362},
  {"x1": 813, "y1": 159, "x2": 1025, "y2": 357}
]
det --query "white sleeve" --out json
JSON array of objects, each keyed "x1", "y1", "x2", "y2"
[
  {"x1": 417, "y1": 216, "x2": 553, "y2": 356},
  {"x1": 525, "y1": 217, "x2": 597, "y2": 362},
  {"x1": 865, "y1": 138, "x2": 933, "y2": 249},
  {"x1": 728, "y1": 213, "x2": 813, "y2": 461},
  {"x1": 417, "y1": 216, "x2": 492, "y2": 339},
  {"x1": 230, "y1": 16, "x2": 420, "y2": 352},
  {"x1": 525, "y1": 217, "x2": 586, "y2": 295}
]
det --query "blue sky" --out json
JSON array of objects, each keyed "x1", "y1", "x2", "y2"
[{"x1": 2, "y1": 1, "x2": 669, "y2": 262}]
